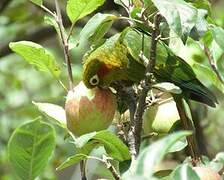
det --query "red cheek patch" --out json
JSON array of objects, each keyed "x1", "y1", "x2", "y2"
[{"x1": 97, "y1": 64, "x2": 112, "y2": 78}]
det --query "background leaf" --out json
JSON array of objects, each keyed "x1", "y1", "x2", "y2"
[
  {"x1": 134, "y1": 131, "x2": 191, "y2": 178},
  {"x1": 66, "y1": 0, "x2": 105, "y2": 23},
  {"x1": 79, "y1": 13, "x2": 117, "y2": 45},
  {"x1": 9, "y1": 41, "x2": 61, "y2": 77},
  {"x1": 33, "y1": 102, "x2": 67, "y2": 128},
  {"x1": 152, "y1": 0, "x2": 198, "y2": 42},
  {"x1": 8, "y1": 120, "x2": 55, "y2": 180}
]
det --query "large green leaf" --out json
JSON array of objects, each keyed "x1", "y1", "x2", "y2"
[
  {"x1": 134, "y1": 131, "x2": 191, "y2": 178},
  {"x1": 73, "y1": 130, "x2": 130, "y2": 161},
  {"x1": 9, "y1": 41, "x2": 61, "y2": 77},
  {"x1": 66, "y1": 0, "x2": 105, "y2": 23},
  {"x1": 79, "y1": 13, "x2": 117, "y2": 45},
  {"x1": 33, "y1": 102, "x2": 67, "y2": 128},
  {"x1": 152, "y1": 0, "x2": 197, "y2": 42},
  {"x1": 8, "y1": 120, "x2": 55, "y2": 180},
  {"x1": 171, "y1": 164, "x2": 200, "y2": 180}
]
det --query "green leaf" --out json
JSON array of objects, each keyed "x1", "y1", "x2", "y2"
[
  {"x1": 193, "y1": 63, "x2": 224, "y2": 93},
  {"x1": 134, "y1": 131, "x2": 191, "y2": 178},
  {"x1": 79, "y1": 13, "x2": 117, "y2": 45},
  {"x1": 73, "y1": 131, "x2": 97, "y2": 148},
  {"x1": 171, "y1": 164, "x2": 200, "y2": 180},
  {"x1": 32, "y1": 101, "x2": 67, "y2": 128},
  {"x1": 121, "y1": 27, "x2": 168, "y2": 63},
  {"x1": 29, "y1": 0, "x2": 42, "y2": 6},
  {"x1": 56, "y1": 154, "x2": 87, "y2": 170},
  {"x1": 152, "y1": 0, "x2": 198, "y2": 42},
  {"x1": 153, "y1": 82, "x2": 182, "y2": 94},
  {"x1": 93, "y1": 130, "x2": 130, "y2": 161},
  {"x1": 66, "y1": 0, "x2": 105, "y2": 23},
  {"x1": 212, "y1": 26, "x2": 224, "y2": 51},
  {"x1": 168, "y1": 138, "x2": 187, "y2": 153},
  {"x1": 74, "y1": 130, "x2": 130, "y2": 161},
  {"x1": 8, "y1": 120, "x2": 55, "y2": 180},
  {"x1": 9, "y1": 41, "x2": 61, "y2": 77}
]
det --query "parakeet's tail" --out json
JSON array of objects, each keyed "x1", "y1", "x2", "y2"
[{"x1": 182, "y1": 79, "x2": 218, "y2": 107}]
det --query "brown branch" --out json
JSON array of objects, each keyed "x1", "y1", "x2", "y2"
[
  {"x1": 127, "y1": 13, "x2": 162, "y2": 158},
  {"x1": 54, "y1": 0, "x2": 73, "y2": 89},
  {"x1": 174, "y1": 95, "x2": 201, "y2": 166},
  {"x1": 204, "y1": 46, "x2": 224, "y2": 84}
]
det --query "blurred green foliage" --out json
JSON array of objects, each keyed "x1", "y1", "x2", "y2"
[{"x1": 1, "y1": 0, "x2": 224, "y2": 179}]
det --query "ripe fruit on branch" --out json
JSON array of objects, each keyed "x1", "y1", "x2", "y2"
[
  {"x1": 65, "y1": 81, "x2": 117, "y2": 136},
  {"x1": 193, "y1": 167, "x2": 221, "y2": 180}
]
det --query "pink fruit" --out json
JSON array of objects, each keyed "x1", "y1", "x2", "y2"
[
  {"x1": 193, "y1": 167, "x2": 221, "y2": 180},
  {"x1": 65, "y1": 81, "x2": 117, "y2": 136}
]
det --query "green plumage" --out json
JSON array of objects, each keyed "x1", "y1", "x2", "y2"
[{"x1": 82, "y1": 28, "x2": 217, "y2": 107}]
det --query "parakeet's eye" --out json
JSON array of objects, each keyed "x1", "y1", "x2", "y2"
[{"x1": 89, "y1": 75, "x2": 99, "y2": 86}]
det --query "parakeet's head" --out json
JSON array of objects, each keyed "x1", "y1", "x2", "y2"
[
  {"x1": 82, "y1": 58, "x2": 114, "y2": 89},
  {"x1": 82, "y1": 34, "x2": 129, "y2": 89}
]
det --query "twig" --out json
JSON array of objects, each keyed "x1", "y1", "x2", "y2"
[
  {"x1": 127, "y1": 13, "x2": 162, "y2": 158},
  {"x1": 54, "y1": 0, "x2": 74, "y2": 90},
  {"x1": 204, "y1": 46, "x2": 224, "y2": 84},
  {"x1": 87, "y1": 156, "x2": 121, "y2": 180},
  {"x1": 141, "y1": 132, "x2": 158, "y2": 140}
]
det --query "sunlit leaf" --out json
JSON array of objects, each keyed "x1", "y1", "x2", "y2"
[
  {"x1": 33, "y1": 101, "x2": 67, "y2": 128},
  {"x1": 152, "y1": 0, "x2": 198, "y2": 42},
  {"x1": 9, "y1": 41, "x2": 61, "y2": 77},
  {"x1": 8, "y1": 120, "x2": 55, "y2": 180},
  {"x1": 79, "y1": 13, "x2": 117, "y2": 45},
  {"x1": 66, "y1": 0, "x2": 105, "y2": 23}
]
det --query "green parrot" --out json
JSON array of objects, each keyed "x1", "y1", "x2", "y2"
[{"x1": 82, "y1": 28, "x2": 217, "y2": 107}]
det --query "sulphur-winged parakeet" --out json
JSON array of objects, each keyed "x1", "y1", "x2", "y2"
[{"x1": 82, "y1": 28, "x2": 217, "y2": 107}]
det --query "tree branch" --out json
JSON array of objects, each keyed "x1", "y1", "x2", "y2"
[
  {"x1": 128, "y1": 13, "x2": 162, "y2": 158},
  {"x1": 54, "y1": 0, "x2": 74, "y2": 89}
]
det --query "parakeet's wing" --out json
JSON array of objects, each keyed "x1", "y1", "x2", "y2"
[
  {"x1": 155, "y1": 53, "x2": 218, "y2": 107},
  {"x1": 120, "y1": 27, "x2": 218, "y2": 107}
]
